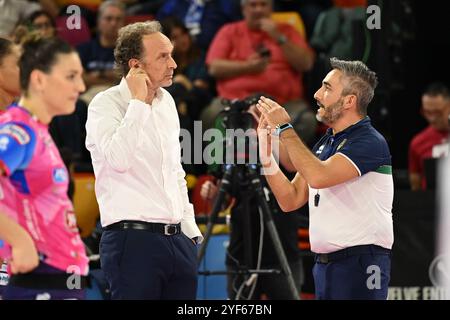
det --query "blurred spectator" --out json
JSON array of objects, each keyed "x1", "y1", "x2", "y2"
[
  {"x1": 203, "y1": 0, "x2": 317, "y2": 145},
  {"x1": 162, "y1": 17, "x2": 212, "y2": 122},
  {"x1": 77, "y1": 0, "x2": 125, "y2": 103},
  {"x1": 409, "y1": 83, "x2": 450, "y2": 190},
  {"x1": 25, "y1": 10, "x2": 56, "y2": 38},
  {"x1": 0, "y1": 38, "x2": 20, "y2": 109},
  {"x1": 13, "y1": 10, "x2": 56, "y2": 42},
  {"x1": 0, "y1": 0, "x2": 41, "y2": 38},
  {"x1": 157, "y1": 0, "x2": 242, "y2": 51}
]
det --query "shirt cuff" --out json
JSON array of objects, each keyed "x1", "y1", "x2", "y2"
[{"x1": 181, "y1": 219, "x2": 203, "y2": 244}]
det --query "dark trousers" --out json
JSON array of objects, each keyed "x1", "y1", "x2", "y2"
[
  {"x1": 100, "y1": 229, "x2": 198, "y2": 299},
  {"x1": 312, "y1": 245, "x2": 391, "y2": 300}
]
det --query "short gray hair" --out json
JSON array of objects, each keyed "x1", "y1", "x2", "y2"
[
  {"x1": 114, "y1": 21, "x2": 162, "y2": 77},
  {"x1": 330, "y1": 57, "x2": 378, "y2": 116}
]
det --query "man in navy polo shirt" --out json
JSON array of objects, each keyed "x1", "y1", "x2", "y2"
[{"x1": 256, "y1": 57, "x2": 393, "y2": 299}]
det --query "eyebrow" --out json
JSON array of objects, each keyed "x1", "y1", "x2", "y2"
[{"x1": 323, "y1": 81, "x2": 332, "y2": 88}]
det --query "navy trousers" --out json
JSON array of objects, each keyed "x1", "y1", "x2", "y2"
[
  {"x1": 313, "y1": 245, "x2": 391, "y2": 300},
  {"x1": 100, "y1": 229, "x2": 198, "y2": 300}
]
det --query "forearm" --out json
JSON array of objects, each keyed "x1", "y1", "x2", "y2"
[
  {"x1": 277, "y1": 139, "x2": 296, "y2": 172},
  {"x1": 280, "y1": 128, "x2": 326, "y2": 188},
  {"x1": 0, "y1": 212, "x2": 34, "y2": 248},
  {"x1": 263, "y1": 157, "x2": 307, "y2": 212},
  {"x1": 208, "y1": 59, "x2": 252, "y2": 79},
  {"x1": 280, "y1": 41, "x2": 314, "y2": 72}
]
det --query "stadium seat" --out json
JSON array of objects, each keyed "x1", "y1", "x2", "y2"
[
  {"x1": 73, "y1": 173, "x2": 99, "y2": 237},
  {"x1": 271, "y1": 11, "x2": 306, "y2": 39},
  {"x1": 56, "y1": 15, "x2": 91, "y2": 47}
]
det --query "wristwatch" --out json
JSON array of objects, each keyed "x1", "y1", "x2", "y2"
[
  {"x1": 275, "y1": 123, "x2": 293, "y2": 136},
  {"x1": 277, "y1": 34, "x2": 288, "y2": 46}
]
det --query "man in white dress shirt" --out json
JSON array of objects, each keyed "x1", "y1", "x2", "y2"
[{"x1": 85, "y1": 21, "x2": 203, "y2": 299}]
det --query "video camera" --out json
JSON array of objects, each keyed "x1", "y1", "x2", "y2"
[
  {"x1": 220, "y1": 94, "x2": 262, "y2": 131},
  {"x1": 214, "y1": 94, "x2": 264, "y2": 168}
]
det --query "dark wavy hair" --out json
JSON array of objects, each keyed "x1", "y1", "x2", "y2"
[
  {"x1": 0, "y1": 37, "x2": 14, "y2": 65},
  {"x1": 19, "y1": 35, "x2": 75, "y2": 95},
  {"x1": 114, "y1": 21, "x2": 162, "y2": 77}
]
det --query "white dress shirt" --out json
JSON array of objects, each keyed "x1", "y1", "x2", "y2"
[{"x1": 85, "y1": 78, "x2": 202, "y2": 241}]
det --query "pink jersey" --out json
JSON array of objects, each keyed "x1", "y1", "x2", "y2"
[{"x1": 0, "y1": 105, "x2": 88, "y2": 275}]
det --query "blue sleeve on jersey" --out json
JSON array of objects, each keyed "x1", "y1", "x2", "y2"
[
  {"x1": 337, "y1": 131, "x2": 391, "y2": 175},
  {"x1": 0, "y1": 123, "x2": 36, "y2": 176}
]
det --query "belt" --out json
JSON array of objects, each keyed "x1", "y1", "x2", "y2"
[
  {"x1": 104, "y1": 220, "x2": 181, "y2": 236},
  {"x1": 315, "y1": 245, "x2": 391, "y2": 264},
  {"x1": 9, "y1": 273, "x2": 89, "y2": 290}
]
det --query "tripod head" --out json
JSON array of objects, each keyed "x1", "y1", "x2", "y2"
[{"x1": 220, "y1": 94, "x2": 261, "y2": 132}]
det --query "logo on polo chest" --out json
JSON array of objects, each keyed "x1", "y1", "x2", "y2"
[
  {"x1": 336, "y1": 139, "x2": 348, "y2": 151},
  {"x1": 52, "y1": 167, "x2": 68, "y2": 183}
]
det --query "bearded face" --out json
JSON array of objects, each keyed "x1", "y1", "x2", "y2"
[{"x1": 316, "y1": 96, "x2": 345, "y2": 125}]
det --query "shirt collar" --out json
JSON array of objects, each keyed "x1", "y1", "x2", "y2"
[{"x1": 325, "y1": 116, "x2": 371, "y2": 139}]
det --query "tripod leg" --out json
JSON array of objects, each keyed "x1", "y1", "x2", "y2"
[
  {"x1": 197, "y1": 165, "x2": 234, "y2": 262},
  {"x1": 247, "y1": 165, "x2": 300, "y2": 300}
]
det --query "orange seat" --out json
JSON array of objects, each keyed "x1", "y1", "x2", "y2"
[
  {"x1": 297, "y1": 227, "x2": 310, "y2": 250},
  {"x1": 72, "y1": 173, "x2": 99, "y2": 237},
  {"x1": 271, "y1": 11, "x2": 306, "y2": 39}
]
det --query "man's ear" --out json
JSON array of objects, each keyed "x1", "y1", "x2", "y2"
[
  {"x1": 344, "y1": 94, "x2": 357, "y2": 110},
  {"x1": 128, "y1": 58, "x2": 140, "y2": 70}
]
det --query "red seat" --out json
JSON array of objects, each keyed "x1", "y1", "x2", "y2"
[{"x1": 55, "y1": 15, "x2": 91, "y2": 47}]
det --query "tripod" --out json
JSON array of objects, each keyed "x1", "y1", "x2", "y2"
[{"x1": 197, "y1": 163, "x2": 300, "y2": 300}]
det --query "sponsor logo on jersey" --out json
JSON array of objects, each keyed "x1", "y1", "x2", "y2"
[
  {"x1": 65, "y1": 209, "x2": 79, "y2": 233},
  {"x1": 53, "y1": 167, "x2": 68, "y2": 183},
  {"x1": 0, "y1": 124, "x2": 30, "y2": 145}
]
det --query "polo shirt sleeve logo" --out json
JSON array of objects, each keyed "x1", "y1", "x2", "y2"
[{"x1": 0, "y1": 124, "x2": 30, "y2": 145}]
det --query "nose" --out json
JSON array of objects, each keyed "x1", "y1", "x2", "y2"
[
  {"x1": 78, "y1": 77, "x2": 86, "y2": 93},
  {"x1": 169, "y1": 55, "x2": 177, "y2": 69},
  {"x1": 313, "y1": 87, "x2": 322, "y2": 101}
]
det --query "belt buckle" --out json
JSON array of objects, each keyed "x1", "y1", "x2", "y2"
[
  {"x1": 164, "y1": 224, "x2": 177, "y2": 235},
  {"x1": 318, "y1": 254, "x2": 329, "y2": 264}
]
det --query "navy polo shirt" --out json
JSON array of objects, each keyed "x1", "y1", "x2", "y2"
[{"x1": 312, "y1": 117, "x2": 392, "y2": 176}]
